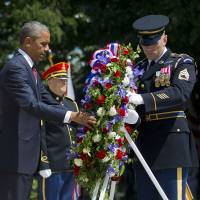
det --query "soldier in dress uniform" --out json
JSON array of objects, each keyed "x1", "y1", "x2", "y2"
[
  {"x1": 38, "y1": 62, "x2": 79, "y2": 200},
  {"x1": 127, "y1": 15, "x2": 199, "y2": 200}
]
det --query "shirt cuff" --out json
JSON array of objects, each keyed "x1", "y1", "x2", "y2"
[{"x1": 64, "y1": 111, "x2": 72, "y2": 123}]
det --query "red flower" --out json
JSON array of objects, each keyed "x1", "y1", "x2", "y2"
[
  {"x1": 84, "y1": 103, "x2": 92, "y2": 109},
  {"x1": 122, "y1": 96, "x2": 129, "y2": 104},
  {"x1": 111, "y1": 57, "x2": 119, "y2": 63},
  {"x1": 96, "y1": 150, "x2": 106, "y2": 159},
  {"x1": 96, "y1": 95, "x2": 105, "y2": 105},
  {"x1": 102, "y1": 127, "x2": 108, "y2": 134},
  {"x1": 116, "y1": 138, "x2": 123, "y2": 147},
  {"x1": 115, "y1": 149, "x2": 123, "y2": 160},
  {"x1": 114, "y1": 71, "x2": 121, "y2": 77},
  {"x1": 100, "y1": 64, "x2": 107, "y2": 73},
  {"x1": 105, "y1": 83, "x2": 112, "y2": 89},
  {"x1": 74, "y1": 164, "x2": 80, "y2": 176},
  {"x1": 124, "y1": 124, "x2": 132, "y2": 134},
  {"x1": 123, "y1": 49, "x2": 129, "y2": 55},
  {"x1": 80, "y1": 153, "x2": 89, "y2": 161},
  {"x1": 93, "y1": 80, "x2": 100, "y2": 86},
  {"x1": 83, "y1": 127, "x2": 89, "y2": 133},
  {"x1": 117, "y1": 108, "x2": 126, "y2": 117}
]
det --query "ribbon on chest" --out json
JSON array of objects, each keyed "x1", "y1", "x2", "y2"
[{"x1": 155, "y1": 65, "x2": 171, "y2": 87}]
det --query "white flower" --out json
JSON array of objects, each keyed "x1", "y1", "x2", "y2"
[
  {"x1": 126, "y1": 59, "x2": 132, "y2": 65},
  {"x1": 74, "y1": 158, "x2": 83, "y2": 167},
  {"x1": 83, "y1": 147, "x2": 91, "y2": 156},
  {"x1": 97, "y1": 107, "x2": 105, "y2": 116},
  {"x1": 122, "y1": 76, "x2": 130, "y2": 86},
  {"x1": 109, "y1": 106, "x2": 117, "y2": 116},
  {"x1": 101, "y1": 156, "x2": 110, "y2": 163},
  {"x1": 126, "y1": 66, "x2": 133, "y2": 76},
  {"x1": 83, "y1": 177, "x2": 89, "y2": 182},
  {"x1": 106, "y1": 63, "x2": 112, "y2": 67},
  {"x1": 108, "y1": 131, "x2": 117, "y2": 139},
  {"x1": 115, "y1": 134, "x2": 121, "y2": 140},
  {"x1": 103, "y1": 77, "x2": 109, "y2": 82},
  {"x1": 92, "y1": 134, "x2": 101, "y2": 142}
]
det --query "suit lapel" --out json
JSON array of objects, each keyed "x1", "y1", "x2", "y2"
[{"x1": 141, "y1": 49, "x2": 171, "y2": 81}]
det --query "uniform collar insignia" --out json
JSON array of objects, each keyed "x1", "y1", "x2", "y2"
[{"x1": 159, "y1": 60, "x2": 164, "y2": 64}]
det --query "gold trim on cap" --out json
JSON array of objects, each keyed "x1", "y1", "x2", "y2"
[
  {"x1": 138, "y1": 27, "x2": 165, "y2": 35},
  {"x1": 46, "y1": 72, "x2": 68, "y2": 80}
]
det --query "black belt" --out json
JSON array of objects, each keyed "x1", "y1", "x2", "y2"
[{"x1": 145, "y1": 111, "x2": 186, "y2": 122}]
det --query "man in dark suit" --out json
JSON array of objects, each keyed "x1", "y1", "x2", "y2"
[
  {"x1": 38, "y1": 62, "x2": 80, "y2": 200},
  {"x1": 127, "y1": 15, "x2": 199, "y2": 199},
  {"x1": 0, "y1": 21, "x2": 96, "y2": 200}
]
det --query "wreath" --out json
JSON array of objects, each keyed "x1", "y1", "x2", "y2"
[{"x1": 72, "y1": 43, "x2": 143, "y2": 198}]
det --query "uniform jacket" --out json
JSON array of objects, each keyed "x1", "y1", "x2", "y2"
[
  {"x1": 135, "y1": 49, "x2": 199, "y2": 169},
  {"x1": 40, "y1": 90, "x2": 79, "y2": 172},
  {"x1": 0, "y1": 52, "x2": 67, "y2": 174}
]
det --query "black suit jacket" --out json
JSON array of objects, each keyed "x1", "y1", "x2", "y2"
[
  {"x1": 0, "y1": 51, "x2": 68, "y2": 174},
  {"x1": 135, "y1": 49, "x2": 199, "y2": 169}
]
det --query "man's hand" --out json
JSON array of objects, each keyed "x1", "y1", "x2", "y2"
[
  {"x1": 70, "y1": 112, "x2": 96, "y2": 129},
  {"x1": 124, "y1": 109, "x2": 139, "y2": 124},
  {"x1": 39, "y1": 169, "x2": 52, "y2": 178},
  {"x1": 127, "y1": 91, "x2": 144, "y2": 105}
]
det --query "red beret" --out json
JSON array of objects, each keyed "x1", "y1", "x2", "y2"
[{"x1": 42, "y1": 62, "x2": 69, "y2": 80}]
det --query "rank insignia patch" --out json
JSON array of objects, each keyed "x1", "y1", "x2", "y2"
[{"x1": 178, "y1": 69, "x2": 189, "y2": 81}]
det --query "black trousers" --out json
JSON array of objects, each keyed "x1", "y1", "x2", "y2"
[{"x1": 0, "y1": 172, "x2": 33, "y2": 200}]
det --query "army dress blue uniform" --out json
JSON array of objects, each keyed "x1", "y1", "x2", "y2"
[
  {"x1": 39, "y1": 90, "x2": 79, "y2": 200},
  {"x1": 37, "y1": 62, "x2": 79, "y2": 200},
  {"x1": 132, "y1": 15, "x2": 199, "y2": 200},
  {"x1": 134, "y1": 49, "x2": 199, "y2": 200}
]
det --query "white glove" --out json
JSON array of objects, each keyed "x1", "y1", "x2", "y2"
[
  {"x1": 39, "y1": 169, "x2": 52, "y2": 178},
  {"x1": 125, "y1": 109, "x2": 139, "y2": 124},
  {"x1": 127, "y1": 91, "x2": 144, "y2": 105}
]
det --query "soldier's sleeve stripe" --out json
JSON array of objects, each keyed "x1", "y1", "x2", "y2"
[
  {"x1": 150, "y1": 93, "x2": 157, "y2": 112},
  {"x1": 156, "y1": 93, "x2": 169, "y2": 99}
]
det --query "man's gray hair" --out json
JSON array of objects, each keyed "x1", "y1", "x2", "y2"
[{"x1": 19, "y1": 21, "x2": 49, "y2": 44}]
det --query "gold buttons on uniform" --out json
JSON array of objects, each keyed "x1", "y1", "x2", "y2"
[
  {"x1": 140, "y1": 84, "x2": 144, "y2": 89},
  {"x1": 177, "y1": 128, "x2": 180, "y2": 132}
]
